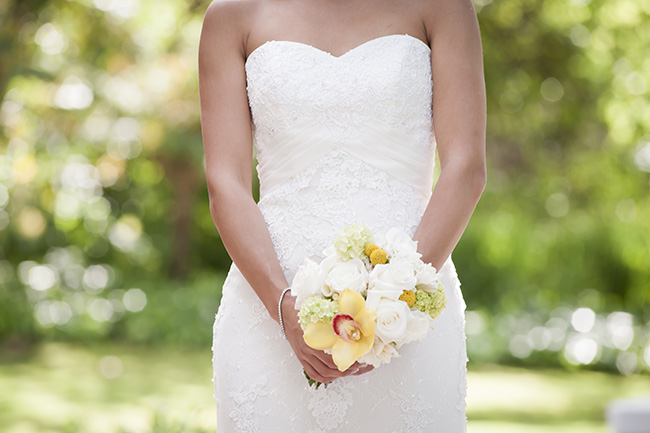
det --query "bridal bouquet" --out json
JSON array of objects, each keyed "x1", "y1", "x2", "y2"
[{"x1": 290, "y1": 223, "x2": 447, "y2": 388}]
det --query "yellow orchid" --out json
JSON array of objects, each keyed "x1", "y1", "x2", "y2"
[{"x1": 303, "y1": 289, "x2": 377, "y2": 372}]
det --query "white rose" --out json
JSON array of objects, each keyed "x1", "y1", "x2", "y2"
[
  {"x1": 321, "y1": 245, "x2": 338, "y2": 262},
  {"x1": 323, "y1": 258, "x2": 368, "y2": 296},
  {"x1": 368, "y1": 258, "x2": 417, "y2": 292},
  {"x1": 374, "y1": 299, "x2": 411, "y2": 345},
  {"x1": 290, "y1": 258, "x2": 320, "y2": 309},
  {"x1": 314, "y1": 251, "x2": 340, "y2": 297},
  {"x1": 358, "y1": 337, "x2": 399, "y2": 368},
  {"x1": 365, "y1": 288, "x2": 402, "y2": 310},
  {"x1": 384, "y1": 227, "x2": 422, "y2": 264},
  {"x1": 366, "y1": 259, "x2": 418, "y2": 310},
  {"x1": 415, "y1": 262, "x2": 441, "y2": 292},
  {"x1": 402, "y1": 309, "x2": 431, "y2": 346}
]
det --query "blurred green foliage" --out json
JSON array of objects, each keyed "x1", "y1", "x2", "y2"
[
  {"x1": 455, "y1": 0, "x2": 650, "y2": 371},
  {"x1": 0, "y1": 0, "x2": 648, "y2": 373}
]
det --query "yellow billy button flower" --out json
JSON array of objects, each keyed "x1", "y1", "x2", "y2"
[
  {"x1": 303, "y1": 289, "x2": 377, "y2": 372},
  {"x1": 364, "y1": 243, "x2": 379, "y2": 257},
  {"x1": 369, "y1": 248, "x2": 387, "y2": 266},
  {"x1": 399, "y1": 289, "x2": 416, "y2": 307}
]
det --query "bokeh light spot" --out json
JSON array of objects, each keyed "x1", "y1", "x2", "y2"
[
  {"x1": 509, "y1": 335, "x2": 532, "y2": 358},
  {"x1": 633, "y1": 140, "x2": 650, "y2": 172},
  {"x1": 88, "y1": 298, "x2": 114, "y2": 322},
  {"x1": 12, "y1": 155, "x2": 38, "y2": 184},
  {"x1": 28, "y1": 265, "x2": 57, "y2": 291},
  {"x1": 607, "y1": 312, "x2": 634, "y2": 351},
  {"x1": 123, "y1": 288, "x2": 147, "y2": 312},
  {"x1": 616, "y1": 352, "x2": 637, "y2": 375},
  {"x1": 83, "y1": 265, "x2": 112, "y2": 294},
  {"x1": 545, "y1": 193, "x2": 569, "y2": 217},
  {"x1": 570, "y1": 24, "x2": 591, "y2": 47},
  {"x1": 34, "y1": 23, "x2": 67, "y2": 55},
  {"x1": 571, "y1": 307, "x2": 596, "y2": 333},
  {"x1": 625, "y1": 71, "x2": 647, "y2": 95},
  {"x1": 16, "y1": 207, "x2": 47, "y2": 239},
  {"x1": 108, "y1": 214, "x2": 142, "y2": 251},
  {"x1": 0, "y1": 184, "x2": 9, "y2": 207},
  {"x1": 465, "y1": 310, "x2": 486, "y2": 335},
  {"x1": 564, "y1": 334, "x2": 599, "y2": 365},
  {"x1": 541, "y1": 77, "x2": 565, "y2": 102},
  {"x1": 98, "y1": 355, "x2": 124, "y2": 379},
  {"x1": 54, "y1": 76, "x2": 94, "y2": 110}
]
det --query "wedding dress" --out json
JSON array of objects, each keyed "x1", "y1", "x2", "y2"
[{"x1": 212, "y1": 33, "x2": 468, "y2": 432}]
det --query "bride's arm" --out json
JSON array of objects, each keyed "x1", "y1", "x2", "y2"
[
  {"x1": 198, "y1": 2, "x2": 287, "y2": 324},
  {"x1": 198, "y1": 1, "x2": 364, "y2": 382},
  {"x1": 413, "y1": 0, "x2": 487, "y2": 270}
]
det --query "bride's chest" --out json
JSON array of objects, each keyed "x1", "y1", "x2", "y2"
[{"x1": 244, "y1": 34, "x2": 433, "y2": 117}]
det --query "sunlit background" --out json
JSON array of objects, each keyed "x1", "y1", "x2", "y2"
[{"x1": 1, "y1": 0, "x2": 649, "y2": 432}]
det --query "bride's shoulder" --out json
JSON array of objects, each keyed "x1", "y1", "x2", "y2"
[
  {"x1": 414, "y1": 0, "x2": 480, "y2": 38},
  {"x1": 202, "y1": 0, "x2": 267, "y2": 38},
  {"x1": 201, "y1": 0, "x2": 268, "y2": 59},
  {"x1": 202, "y1": 0, "x2": 256, "y2": 27},
  {"x1": 414, "y1": 0, "x2": 478, "y2": 22}
]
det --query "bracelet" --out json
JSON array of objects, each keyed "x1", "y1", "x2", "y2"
[{"x1": 278, "y1": 287, "x2": 292, "y2": 340}]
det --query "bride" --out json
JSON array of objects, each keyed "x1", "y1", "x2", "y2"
[{"x1": 198, "y1": 0, "x2": 486, "y2": 431}]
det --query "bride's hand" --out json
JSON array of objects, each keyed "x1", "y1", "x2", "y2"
[{"x1": 281, "y1": 294, "x2": 374, "y2": 383}]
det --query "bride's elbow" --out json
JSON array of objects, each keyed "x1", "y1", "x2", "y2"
[
  {"x1": 441, "y1": 158, "x2": 487, "y2": 198},
  {"x1": 461, "y1": 167, "x2": 486, "y2": 203},
  {"x1": 471, "y1": 163, "x2": 487, "y2": 196},
  {"x1": 206, "y1": 173, "x2": 251, "y2": 219}
]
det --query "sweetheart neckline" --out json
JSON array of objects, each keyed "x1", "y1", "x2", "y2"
[{"x1": 244, "y1": 33, "x2": 430, "y2": 67}]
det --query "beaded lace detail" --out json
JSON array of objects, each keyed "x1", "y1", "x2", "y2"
[
  {"x1": 212, "y1": 34, "x2": 468, "y2": 433},
  {"x1": 258, "y1": 148, "x2": 428, "y2": 283},
  {"x1": 228, "y1": 376, "x2": 271, "y2": 432},
  {"x1": 245, "y1": 34, "x2": 434, "y2": 149},
  {"x1": 389, "y1": 389, "x2": 435, "y2": 432},
  {"x1": 308, "y1": 381, "x2": 355, "y2": 431}
]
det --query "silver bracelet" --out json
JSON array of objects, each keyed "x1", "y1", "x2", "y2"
[{"x1": 278, "y1": 287, "x2": 292, "y2": 340}]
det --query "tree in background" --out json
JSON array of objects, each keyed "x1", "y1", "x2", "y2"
[{"x1": 0, "y1": 0, "x2": 648, "y2": 373}]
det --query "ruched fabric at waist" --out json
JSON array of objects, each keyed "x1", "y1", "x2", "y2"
[{"x1": 255, "y1": 117, "x2": 435, "y2": 199}]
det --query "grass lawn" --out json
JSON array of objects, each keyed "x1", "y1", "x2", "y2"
[{"x1": 0, "y1": 342, "x2": 647, "y2": 432}]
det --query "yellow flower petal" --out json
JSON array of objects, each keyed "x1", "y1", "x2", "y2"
[
  {"x1": 355, "y1": 308, "x2": 377, "y2": 334},
  {"x1": 331, "y1": 339, "x2": 360, "y2": 372},
  {"x1": 303, "y1": 322, "x2": 338, "y2": 350},
  {"x1": 355, "y1": 333, "x2": 375, "y2": 358},
  {"x1": 338, "y1": 289, "x2": 365, "y2": 316}
]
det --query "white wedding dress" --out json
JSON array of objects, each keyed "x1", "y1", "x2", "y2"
[{"x1": 212, "y1": 34, "x2": 468, "y2": 433}]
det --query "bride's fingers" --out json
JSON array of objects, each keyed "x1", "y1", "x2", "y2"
[
  {"x1": 351, "y1": 364, "x2": 374, "y2": 375},
  {"x1": 308, "y1": 352, "x2": 372, "y2": 378},
  {"x1": 301, "y1": 362, "x2": 332, "y2": 384},
  {"x1": 300, "y1": 346, "x2": 339, "y2": 375},
  {"x1": 301, "y1": 351, "x2": 337, "y2": 381},
  {"x1": 306, "y1": 352, "x2": 343, "y2": 379},
  {"x1": 309, "y1": 348, "x2": 339, "y2": 370},
  {"x1": 337, "y1": 361, "x2": 373, "y2": 376}
]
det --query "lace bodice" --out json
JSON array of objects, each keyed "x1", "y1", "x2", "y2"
[{"x1": 245, "y1": 34, "x2": 436, "y2": 283}]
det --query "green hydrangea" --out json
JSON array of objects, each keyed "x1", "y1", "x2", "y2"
[
  {"x1": 413, "y1": 288, "x2": 447, "y2": 320},
  {"x1": 333, "y1": 223, "x2": 373, "y2": 261},
  {"x1": 298, "y1": 296, "x2": 339, "y2": 330}
]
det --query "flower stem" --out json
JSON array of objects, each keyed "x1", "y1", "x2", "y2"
[{"x1": 303, "y1": 369, "x2": 327, "y2": 390}]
